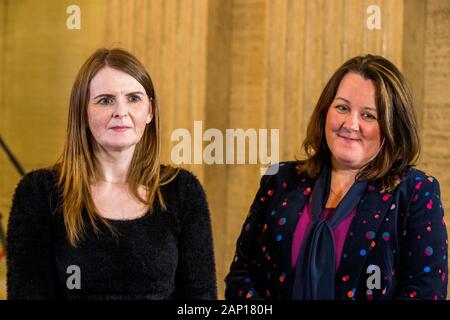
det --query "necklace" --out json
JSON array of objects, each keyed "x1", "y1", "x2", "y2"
[{"x1": 330, "y1": 188, "x2": 343, "y2": 198}]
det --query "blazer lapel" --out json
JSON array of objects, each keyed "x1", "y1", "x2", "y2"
[
  {"x1": 270, "y1": 174, "x2": 312, "y2": 298},
  {"x1": 336, "y1": 180, "x2": 395, "y2": 299}
]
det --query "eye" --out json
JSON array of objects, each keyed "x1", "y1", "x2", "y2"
[
  {"x1": 128, "y1": 95, "x2": 142, "y2": 103},
  {"x1": 335, "y1": 104, "x2": 349, "y2": 112},
  {"x1": 97, "y1": 97, "x2": 114, "y2": 105},
  {"x1": 362, "y1": 112, "x2": 377, "y2": 121}
]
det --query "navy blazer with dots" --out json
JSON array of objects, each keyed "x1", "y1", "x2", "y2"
[{"x1": 225, "y1": 161, "x2": 448, "y2": 300}]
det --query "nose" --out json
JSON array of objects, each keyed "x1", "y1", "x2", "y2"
[
  {"x1": 112, "y1": 100, "x2": 128, "y2": 119},
  {"x1": 342, "y1": 112, "x2": 359, "y2": 132}
]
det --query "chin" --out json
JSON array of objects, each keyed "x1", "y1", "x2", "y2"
[
  {"x1": 102, "y1": 141, "x2": 138, "y2": 152},
  {"x1": 333, "y1": 155, "x2": 363, "y2": 169}
]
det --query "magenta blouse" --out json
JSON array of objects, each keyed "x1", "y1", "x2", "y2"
[{"x1": 291, "y1": 202, "x2": 356, "y2": 270}]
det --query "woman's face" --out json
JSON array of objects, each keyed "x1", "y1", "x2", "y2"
[
  {"x1": 87, "y1": 66, "x2": 152, "y2": 153},
  {"x1": 325, "y1": 72, "x2": 382, "y2": 171}
]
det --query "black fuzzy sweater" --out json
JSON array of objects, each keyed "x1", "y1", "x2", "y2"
[{"x1": 6, "y1": 168, "x2": 217, "y2": 300}]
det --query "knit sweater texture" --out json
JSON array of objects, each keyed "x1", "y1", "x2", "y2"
[{"x1": 7, "y1": 168, "x2": 217, "y2": 300}]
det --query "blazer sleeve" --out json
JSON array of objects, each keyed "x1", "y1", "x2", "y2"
[
  {"x1": 175, "y1": 171, "x2": 217, "y2": 299},
  {"x1": 225, "y1": 172, "x2": 277, "y2": 300},
  {"x1": 7, "y1": 171, "x2": 57, "y2": 299},
  {"x1": 394, "y1": 175, "x2": 448, "y2": 300}
]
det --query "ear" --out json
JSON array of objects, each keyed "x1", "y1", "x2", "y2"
[
  {"x1": 146, "y1": 98, "x2": 153, "y2": 124},
  {"x1": 146, "y1": 113, "x2": 152, "y2": 124}
]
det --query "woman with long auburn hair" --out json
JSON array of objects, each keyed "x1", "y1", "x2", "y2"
[
  {"x1": 7, "y1": 48, "x2": 217, "y2": 299},
  {"x1": 225, "y1": 54, "x2": 448, "y2": 300}
]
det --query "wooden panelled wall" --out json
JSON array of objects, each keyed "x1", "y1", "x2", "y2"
[{"x1": 0, "y1": 0, "x2": 449, "y2": 299}]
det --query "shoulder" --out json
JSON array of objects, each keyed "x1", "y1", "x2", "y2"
[
  {"x1": 260, "y1": 161, "x2": 311, "y2": 190},
  {"x1": 263, "y1": 161, "x2": 299, "y2": 176},
  {"x1": 160, "y1": 167, "x2": 207, "y2": 210},
  {"x1": 166, "y1": 167, "x2": 204, "y2": 192},
  {"x1": 393, "y1": 167, "x2": 443, "y2": 215},
  {"x1": 14, "y1": 168, "x2": 58, "y2": 196},
  {"x1": 10, "y1": 168, "x2": 59, "y2": 219},
  {"x1": 160, "y1": 167, "x2": 210, "y2": 226},
  {"x1": 399, "y1": 167, "x2": 441, "y2": 193}
]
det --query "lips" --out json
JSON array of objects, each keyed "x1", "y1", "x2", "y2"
[
  {"x1": 337, "y1": 134, "x2": 360, "y2": 142},
  {"x1": 110, "y1": 126, "x2": 131, "y2": 132}
]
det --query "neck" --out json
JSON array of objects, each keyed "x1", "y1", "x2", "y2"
[
  {"x1": 331, "y1": 167, "x2": 358, "y2": 185},
  {"x1": 330, "y1": 159, "x2": 359, "y2": 195},
  {"x1": 93, "y1": 145, "x2": 135, "y2": 184}
]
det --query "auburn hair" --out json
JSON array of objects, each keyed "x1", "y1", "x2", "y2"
[
  {"x1": 298, "y1": 54, "x2": 420, "y2": 191},
  {"x1": 53, "y1": 48, "x2": 178, "y2": 247}
]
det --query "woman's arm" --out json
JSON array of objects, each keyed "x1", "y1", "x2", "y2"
[
  {"x1": 394, "y1": 174, "x2": 448, "y2": 300},
  {"x1": 175, "y1": 171, "x2": 217, "y2": 299},
  {"x1": 7, "y1": 170, "x2": 57, "y2": 299},
  {"x1": 224, "y1": 172, "x2": 276, "y2": 300}
]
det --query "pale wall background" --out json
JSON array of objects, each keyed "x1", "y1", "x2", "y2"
[{"x1": 0, "y1": 0, "x2": 449, "y2": 299}]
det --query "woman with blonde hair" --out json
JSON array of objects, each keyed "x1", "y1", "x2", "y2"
[
  {"x1": 225, "y1": 54, "x2": 448, "y2": 300},
  {"x1": 7, "y1": 48, "x2": 217, "y2": 299}
]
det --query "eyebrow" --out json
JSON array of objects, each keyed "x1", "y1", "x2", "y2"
[
  {"x1": 334, "y1": 97, "x2": 377, "y2": 111},
  {"x1": 93, "y1": 94, "x2": 113, "y2": 100},
  {"x1": 335, "y1": 97, "x2": 351, "y2": 104},
  {"x1": 93, "y1": 91, "x2": 145, "y2": 100},
  {"x1": 126, "y1": 91, "x2": 145, "y2": 96}
]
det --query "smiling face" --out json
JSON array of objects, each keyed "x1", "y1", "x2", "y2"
[
  {"x1": 325, "y1": 72, "x2": 382, "y2": 171},
  {"x1": 87, "y1": 66, "x2": 152, "y2": 152}
]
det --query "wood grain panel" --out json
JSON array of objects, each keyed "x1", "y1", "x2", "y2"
[{"x1": 1, "y1": 0, "x2": 448, "y2": 300}]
